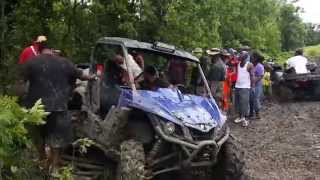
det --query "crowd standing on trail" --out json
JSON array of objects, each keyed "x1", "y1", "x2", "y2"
[{"x1": 192, "y1": 47, "x2": 267, "y2": 127}]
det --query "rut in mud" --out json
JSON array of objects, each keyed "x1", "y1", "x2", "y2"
[{"x1": 229, "y1": 101, "x2": 320, "y2": 180}]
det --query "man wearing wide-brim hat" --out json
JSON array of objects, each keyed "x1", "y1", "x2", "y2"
[
  {"x1": 206, "y1": 48, "x2": 227, "y2": 107},
  {"x1": 192, "y1": 47, "x2": 203, "y2": 57},
  {"x1": 206, "y1": 48, "x2": 221, "y2": 56},
  {"x1": 191, "y1": 47, "x2": 210, "y2": 95}
]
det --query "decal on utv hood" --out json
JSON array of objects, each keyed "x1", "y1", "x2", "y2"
[{"x1": 118, "y1": 88, "x2": 226, "y2": 132}]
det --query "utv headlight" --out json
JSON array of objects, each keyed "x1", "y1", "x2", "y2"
[{"x1": 164, "y1": 122, "x2": 176, "y2": 134}]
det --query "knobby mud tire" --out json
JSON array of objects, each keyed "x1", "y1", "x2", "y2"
[
  {"x1": 312, "y1": 80, "x2": 320, "y2": 100},
  {"x1": 116, "y1": 140, "x2": 146, "y2": 180},
  {"x1": 212, "y1": 136, "x2": 247, "y2": 180}
]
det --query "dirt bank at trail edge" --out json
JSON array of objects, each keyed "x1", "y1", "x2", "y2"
[{"x1": 229, "y1": 101, "x2": 320, "y2": 180}]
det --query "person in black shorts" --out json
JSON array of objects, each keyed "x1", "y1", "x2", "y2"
[{"x1": 21, "y1": 46, "x2": 95, "y2": 173}]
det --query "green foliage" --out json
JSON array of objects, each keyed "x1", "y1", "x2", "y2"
[
  {"x1": 72, "y1": 137, "x2": 95, "y2": 154},
  {"x1": 304, "y1": 44, "x2": 320, "y2": 60},
  {"x1": 0, "y1": 0, "x2": 316, "y2": 89},
  {"x1": 279, "y1": 3, "x2": 307, "y2": 51},
  {"x1": 0, "y1": 96, "x2": 47, "y2": 166},
  {"x1": 53, "y1": 166, "x2": 73, "y2": 180},
  {"x1": 275, "y1": 51, "x2": 292, "y2": 64},
  {"x1": 305, "y1": 24, "x2": 320, "y2": 46}
]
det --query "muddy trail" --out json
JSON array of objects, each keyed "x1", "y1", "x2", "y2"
[{"x1": 229, "y1": 101, "x2": 320, "y2": 180}]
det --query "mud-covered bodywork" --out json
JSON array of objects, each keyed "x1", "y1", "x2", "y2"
[
  {"x1": 67, "y1": 37, "x2": 244, "y2": 179},
  {"x1": 119, "y1": 88, "x2": 225, "y2": 132},
  {"x1": 270, "y1": 63, "x2": 320, "y2": 100}
]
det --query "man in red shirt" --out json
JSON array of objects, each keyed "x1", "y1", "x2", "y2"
[{"x1": 18, "y1": 35, "x2": 47, "y2": 64}]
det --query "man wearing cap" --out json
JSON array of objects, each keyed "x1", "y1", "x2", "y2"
[
  {"x1": 206, "y1": 48, "x2": 226, "y2": 107},
  {"x1": 19, "y1": 35, "x2": 47, "y2": 64},
  {"x1": 234, "y1": 51, "x2": 254, "y2": 127},
  {"x1": 192, "y1": 47, "x2": 203, "y2": 58}
]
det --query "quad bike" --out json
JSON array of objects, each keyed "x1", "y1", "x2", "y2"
[
  {"x1": 269, "y1": 62, "x2": 320, "y2": 101},
  {"x1": 65, "y1": 37, "x2": 246, "y2": 180}
]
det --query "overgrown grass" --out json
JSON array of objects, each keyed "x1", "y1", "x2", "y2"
[
  {"x1": 304, "y1": 44, "x2": 320, "y2": 61},
  {"x1": 274, "y1": 51, "x2": 292, "y2": 64}
]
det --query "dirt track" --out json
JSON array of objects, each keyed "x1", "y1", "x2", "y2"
[{"x1": 229, "y1": 101, "x2": 320, "y2": 180}]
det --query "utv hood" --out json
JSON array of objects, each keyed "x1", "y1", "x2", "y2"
[{"x1": 118, "y1": 88, "x2": 226, "y2": 132}]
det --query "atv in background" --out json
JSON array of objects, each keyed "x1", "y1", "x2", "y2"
[
  {"x1": 269, "y1": 61, "x2": 320, "y2": 101},
  {"x1": 66, "y1": 37, "x2": 246, "y2": 180}
]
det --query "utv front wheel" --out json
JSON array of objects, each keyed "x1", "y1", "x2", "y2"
[
  {"x1": 213, "y1": 136, "x2": 246, "y2": 180},
  {"x1": 116, "y1": 140, "x2": 146, "y2": 180}
]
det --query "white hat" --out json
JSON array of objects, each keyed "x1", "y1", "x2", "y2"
[
  {"x1": 192, "y1": 47, "x2": 203, "y2": 54},
  {"x1": 206, "y1": 48, "x2": 221, "y2": 56},
  {"x1": 35, "y1": 35, "x2": 47, "y2": 43}
]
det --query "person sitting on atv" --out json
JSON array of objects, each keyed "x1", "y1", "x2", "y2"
[
  {"x1": 138, "y1": 66, "x2": 170, "y2": 91},
  {"x1": 286, "y1": 49, "x2": 309, "y2": 74}
]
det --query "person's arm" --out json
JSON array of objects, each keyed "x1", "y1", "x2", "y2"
[
  {"x1": 247, "y1": 63, "x2": 255, "y2": 88},
  {"x1": 254, "y1": 65, "x2": 264, "y2": 85},
  {"x1": 80, "y1": 71, "x2": 97, "y2": 81},
  {"x1": 67, "y1": 59, "x2": 96, "y2": 81},
  {"x1": 255, "y1": 75, "x2": 263, "y2": 84},
  {"x1": 286, "y1": 58, "x2": 292, "y2": 69},
  {"x1": 19, "y1": 48, "x2": 29, "y2": 64}
]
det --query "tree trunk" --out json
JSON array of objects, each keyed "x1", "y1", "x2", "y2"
[
  {"x1": 0, "y1": 0, "x2": 5, "y2": 65},
  {"x1": 0, "y1": 0, "x2": 6, "y2": 93}
]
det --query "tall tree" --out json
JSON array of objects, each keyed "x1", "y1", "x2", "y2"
[{"x1": 279, "y1": 3, "x2": 306, "y2": 51}]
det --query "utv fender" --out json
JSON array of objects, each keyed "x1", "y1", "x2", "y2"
[
  {"x1": 77, "y1": 106, "x2": 131, "y2": 150},
  {"x1": 127, "y1": 110, "x2": 155, "y2": 144}
]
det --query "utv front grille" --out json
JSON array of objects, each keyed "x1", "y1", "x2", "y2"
[{"x1": 189, "y1": 128, "x2": 214, "y2": 141}]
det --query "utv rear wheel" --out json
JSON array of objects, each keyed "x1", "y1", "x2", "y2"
[
  {"x1": 116, "y1": 140, "x2": 146, "y2": 180},
  {"x1": 313, "y1": 80, "x2": 320, "y2": 100},
  {"x1": 213, "y1": 136, "x2": 246, "y2": 180}
]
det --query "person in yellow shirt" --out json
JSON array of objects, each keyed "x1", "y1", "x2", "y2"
[{"x1": 263, "y1": 71, "x2": 271, "y2": 98}]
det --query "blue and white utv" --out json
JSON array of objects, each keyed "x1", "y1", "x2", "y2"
[{"x1": 68, "y1": 37, "x2": 245, "y2": 180}]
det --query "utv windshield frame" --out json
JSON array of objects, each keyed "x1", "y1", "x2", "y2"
[{"x1": 90, "y1": 37, "x2": 213, "y2": 99}]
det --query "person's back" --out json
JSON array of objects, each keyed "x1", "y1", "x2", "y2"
[
  {"x1": 235, "y1": 61, "x2": 251, "y2": 89},
  {"x1": 287, "y1": 55, "x2": 308, "y2": 74},
  {"x1": 287, "y1": 49, "x2": 308, "y2": 74},
  {"x1": 22, "y1": 54, "x2": 82, "y2": 111},
  {"x1": 208, "y1": 58, "x2": 226, "y2": 82},
  {"x1": 121, "y1": 54, "x2": 142, "y2": 78}
]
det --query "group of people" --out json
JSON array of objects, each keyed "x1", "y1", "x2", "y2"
[
  {"x1": 17, "y1": 35, "x2": 310, "y2": 175},
  {"x1": 192, "y1": 47, "x2": 265, "y2": 127},
  {"x1": 17, "y1": 35, "x2": 174, "y2": 174},
  {"x1": 18, "y1": 35, "x2": 96, "y2": 174}
]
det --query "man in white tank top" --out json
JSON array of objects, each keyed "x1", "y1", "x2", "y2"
[{"x1": 234, "y1": 51, "x2": 254, "y2": 127}]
